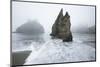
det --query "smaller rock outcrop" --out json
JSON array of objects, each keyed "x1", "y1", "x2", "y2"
[
  {"x1": 16, "y1": 20, "x2": 44, "y2": 35},
  {"x1": 50, "y1": 9, "x2": 73, "y2": 42},
  {"x1": 89, "y1": 25, "x2": 95, "y2": 34}
]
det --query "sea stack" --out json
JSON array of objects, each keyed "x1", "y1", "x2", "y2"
[
  {"x1": 16, "y1": 20, "x2": 44, "y2": 35},
  {"x1": 50, "y1": 9, "x2": 73, "y2": 42}
]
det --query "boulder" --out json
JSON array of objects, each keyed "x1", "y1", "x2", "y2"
[
  {"x1": 16, "y1": 20, "x2": 44, "y2": 35},
  {"x1": 50, "y1": 9, "x2": 73, "y2": 42}
]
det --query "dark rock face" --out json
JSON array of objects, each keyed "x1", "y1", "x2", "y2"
[
  {"x1": 50, "y1": 9, "x2": 73, "y2": 42},
  {"x1": 16, "y1": 21, "x2": 44, "y2": 35},
  {"x1": 12, "y1": 51, "x2": 32, "y2": 65},
  {"x1": 89, "y1": 25, "x2": 95, "y2": 34}
]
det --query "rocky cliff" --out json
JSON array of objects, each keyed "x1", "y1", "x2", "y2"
[{"x1": 50, "y1": 9, "x2": 73, "y2": 42}]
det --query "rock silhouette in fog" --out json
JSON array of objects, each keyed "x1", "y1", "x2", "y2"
[
  {"x1": 50, "y1": 9, "x2": 73, "y2": 42},
  {"x1": 89, "y1": 25, "x2": 95, "y2": 34},
  {"x1": 16, "y1": 20, "x2": 44, "y2": 35}
]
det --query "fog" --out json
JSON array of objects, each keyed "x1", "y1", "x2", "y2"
[
  {"x1": 12, "y1": 1, "x2": 95, "y2": 33},
  {"x1": 12, "y1": 1, "x2": 96, "y2": 65}
]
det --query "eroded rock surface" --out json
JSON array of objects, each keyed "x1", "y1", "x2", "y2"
[{"x1": 50, "y1": 9, "x2": 73, "y2": 42}]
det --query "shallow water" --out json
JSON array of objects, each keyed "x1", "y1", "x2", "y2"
[{"x1": 12, "y1": 33, "x2": 95, "y2": 51}]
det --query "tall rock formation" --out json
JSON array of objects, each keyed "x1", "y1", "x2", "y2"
[{"x1": 50, "y1": 9, "x2": 73, "y2": 42}]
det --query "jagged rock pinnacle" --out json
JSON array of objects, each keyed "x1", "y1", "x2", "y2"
[{"x1": 50, "y1": 9, "x2": 73, "y2": 42}]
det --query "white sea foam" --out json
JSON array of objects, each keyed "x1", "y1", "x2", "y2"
[
  {"x1": 12, "y1": 33, "x2": 95, "y2": 64},
  {"x1": 25, "y1": 39, "x2": 95, "y2": 64}
]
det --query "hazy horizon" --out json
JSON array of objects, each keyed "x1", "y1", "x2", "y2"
[{"x1": 12, "y1": 1, "x2": 95, "y2": 33}]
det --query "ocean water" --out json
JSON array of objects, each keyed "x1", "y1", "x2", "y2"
[{"x1": 12, "y1": 33, "x2": 96, "y2": 64}]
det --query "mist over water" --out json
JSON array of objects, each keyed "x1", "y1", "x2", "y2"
[
  {"x1": 12, "y1": 1, "x2": 96, "y2": 65},
  {"x1": 12, "y1": 1, "x2": 95, "y2": 33}
]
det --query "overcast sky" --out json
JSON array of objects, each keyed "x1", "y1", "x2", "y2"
[{"x1": 12, "y1": 1, "x2": 95, "y2": 33}]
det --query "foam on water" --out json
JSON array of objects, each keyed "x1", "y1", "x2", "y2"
[
  {"x1": 12, "y1": 33, "x2": 95, "y2": 64},
  {"x1": 25, "y1": 39, "x2": 95, "y2": 64}
]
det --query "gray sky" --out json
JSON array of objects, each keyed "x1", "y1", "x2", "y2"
[{"x1": 12, "y1": 1, "x2": 95, "y2": 33}]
